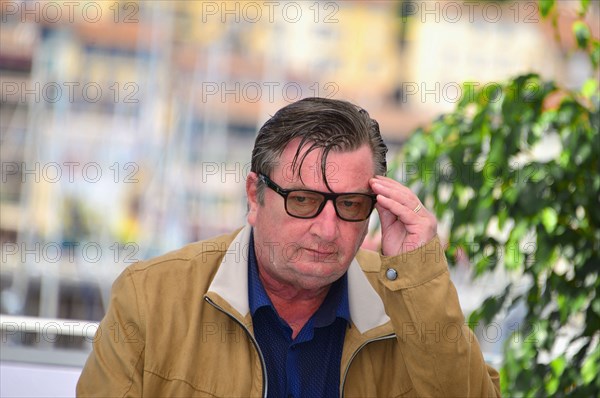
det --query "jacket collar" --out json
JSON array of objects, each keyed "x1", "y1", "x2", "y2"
[{"x1": 206, "y1": 225, "x2": 391, "y2": 334}]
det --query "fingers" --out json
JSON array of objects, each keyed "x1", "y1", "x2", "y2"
[
  {"x1": 369, "y1": 175, "x2": 438, "y2": 256},
  {"x1": 370, "y1": 176, "x2": 423, "y2": 222},
  {"x1": 374, "y1": 198, "x2": 401, "y2": 229}
]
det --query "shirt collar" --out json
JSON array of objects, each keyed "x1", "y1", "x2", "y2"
[
  {"x1": 248, "y1": 230, "x2": 272, "y2": 314},
  {"x1": 247, "y1": 229, "x2": 351, "y2": 326}
]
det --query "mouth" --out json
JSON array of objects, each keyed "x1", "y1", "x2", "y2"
[{"x1": 303, "y1": 247, "x2": 338, "y2": 261}]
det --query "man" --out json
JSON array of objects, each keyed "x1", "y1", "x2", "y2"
[{"x1": 77, "y1": 98, "x2": 500, "y2": 397}]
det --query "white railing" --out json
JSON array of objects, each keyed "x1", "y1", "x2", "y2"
[
  {"x1": 1, "y1": 315, "x2": 98, "y2": 368},
  {"x1": 0, "y1": 314, "x2": 98, "y2": 343},
  {"x1": 0, "y1": 315, "x2": 99, "y2": 339}
]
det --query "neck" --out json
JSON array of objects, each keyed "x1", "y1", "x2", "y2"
[{"x1": 257, "y1": 265, "x2": 331, "y2": 339}]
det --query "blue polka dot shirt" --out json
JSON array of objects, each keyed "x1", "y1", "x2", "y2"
[{"x1": 248, "y1": 231, "x2": 350, "y2": 398}]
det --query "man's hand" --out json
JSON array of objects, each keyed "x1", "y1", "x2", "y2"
[{"x1": 370, "y1": 176, "x2": 437, "y2": 256}]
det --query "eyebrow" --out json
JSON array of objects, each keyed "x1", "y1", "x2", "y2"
[
  {"x1": 286, "y1": 184, "x2": 375, "y2": 195},
  {"x1": 273, "y1": 174, "x2": 375, "y2": 195}
]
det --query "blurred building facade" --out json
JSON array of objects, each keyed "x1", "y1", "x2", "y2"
[{"x1": 0, "y1": 0, "x2": 596, "y2": 382}]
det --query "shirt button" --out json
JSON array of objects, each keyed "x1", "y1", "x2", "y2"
[{"x1": 386, "y1": 268, "x2": 398, "y2": 281}]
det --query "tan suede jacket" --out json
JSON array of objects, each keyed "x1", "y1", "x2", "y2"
[{"x1": 77, "y1": 225, "x2": 500, "y2": 397}]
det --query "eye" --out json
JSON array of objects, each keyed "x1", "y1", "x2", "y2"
[
  {"x1": 340, "y1": 200, "x2": 359, "y2": 208},
  {"x1": 337, "y1": 195, "x2": 373, "y2": 217},
  {"x1": 289, "y1": 192, "x2": 321, "y2": 206}
]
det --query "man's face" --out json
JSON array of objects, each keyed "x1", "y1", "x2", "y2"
[{"x1": 247, "y1": 139, "x2": 375, "y2": 291}]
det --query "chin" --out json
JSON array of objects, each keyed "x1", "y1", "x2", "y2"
[
  {"x1": 294, "y1": 277, "x2": 336, "y2": 291},
  {"x1": 291, "y1": 264, "x2": 346, "y2": 289}
]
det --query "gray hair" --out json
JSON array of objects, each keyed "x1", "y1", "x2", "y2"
[{"x1": 251, "y1": 97, "x2": 388, "y2": 203}]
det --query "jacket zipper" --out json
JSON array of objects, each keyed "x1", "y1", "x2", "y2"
[
  {"x1": 339, "y1": 333, "x2": 396, "y2": 398},
  {"x1": 204, "y1": 296, "x2": 269, "y2": 398}
]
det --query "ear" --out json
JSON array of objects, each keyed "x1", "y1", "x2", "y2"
[{"x1": 246, "y1": 171, "x2": 259, "y2": 226}]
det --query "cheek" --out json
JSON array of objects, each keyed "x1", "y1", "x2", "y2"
[
  {"x1": 338, "y1": 222, "x2": 369, "y2": 254},
  {"x1": 352, "y1": 223, "x2": 370, "y2": 252},
  {"x1": 358, "y1": 222, "x2": 369, "y2": 244},
  {"x1": 252, "y1": 205, "x2": 293, "y2": 241}
]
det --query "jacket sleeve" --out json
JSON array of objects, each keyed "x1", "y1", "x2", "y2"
[
  {"x1": 77, "y1": 268, "x2": 145, "y2": 397},
  {"x1": 378, "y1": 236, "x2": 501, "y2": 397}
]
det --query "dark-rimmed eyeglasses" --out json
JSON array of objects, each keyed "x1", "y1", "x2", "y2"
[{"x1": 258, "y1": 174, "x2": 376, "y2": 222}]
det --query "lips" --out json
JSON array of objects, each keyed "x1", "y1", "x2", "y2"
[{"x1": 303, "y1": 246, "x2": 338, "y2": 261}]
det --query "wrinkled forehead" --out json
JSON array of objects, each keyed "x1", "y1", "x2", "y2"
[
  {"x1": 271, "y1": 138, "x2": 374, "y2": 192},
  {"x1": 271, "y1": 138, "x2": 331, "y2": 181}
]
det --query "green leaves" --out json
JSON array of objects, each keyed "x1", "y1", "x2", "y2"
[
  {"x1": 392, "y1": 3, "x2": 598, "y2": 394},
  {"x1": 591, "y1": 40, "x2": 600, "y2": 70},
  {"x1": 539, "y1": 0, "x2": 555, "y2": 17},
  {"x1": 581, "y1": 345, "x2": 599, "y2": 384},
  {"x1": 581, "y1": 78, "x2": 598, "y2": 99},
  {"x1": 539, "y1": 0, "x2": 598, "y2": 70},
  {"x1": 579, "y1": 0, "x2": 591, "y2": 16},
  {"x1": 541, "y1": 207, "x2": 558, "y2": 233},
  {"x1": 392, "y1": 71, "x2": 598, "y2": 396},
  {"x1": 546, "y1": 355, "x2": 567, "y2": 394},
  {"x1": 573, "y1": 21, "x2": 591, "y2": 49},
  {"x1": 391, "y1": 5, "x2": 598, "y2": 394}
]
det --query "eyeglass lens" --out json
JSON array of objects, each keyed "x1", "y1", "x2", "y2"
[{"x1": 286, "y1": 191, "x2": 373, "y2": 220}]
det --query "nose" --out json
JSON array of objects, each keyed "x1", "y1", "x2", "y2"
[{"x1": 309, "y1": 199, "x2": 339, "y2": 241}]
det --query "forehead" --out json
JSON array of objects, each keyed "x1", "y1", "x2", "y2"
[{"x1": 272, "y1": 138, "x2": 374, "y2": 191}]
